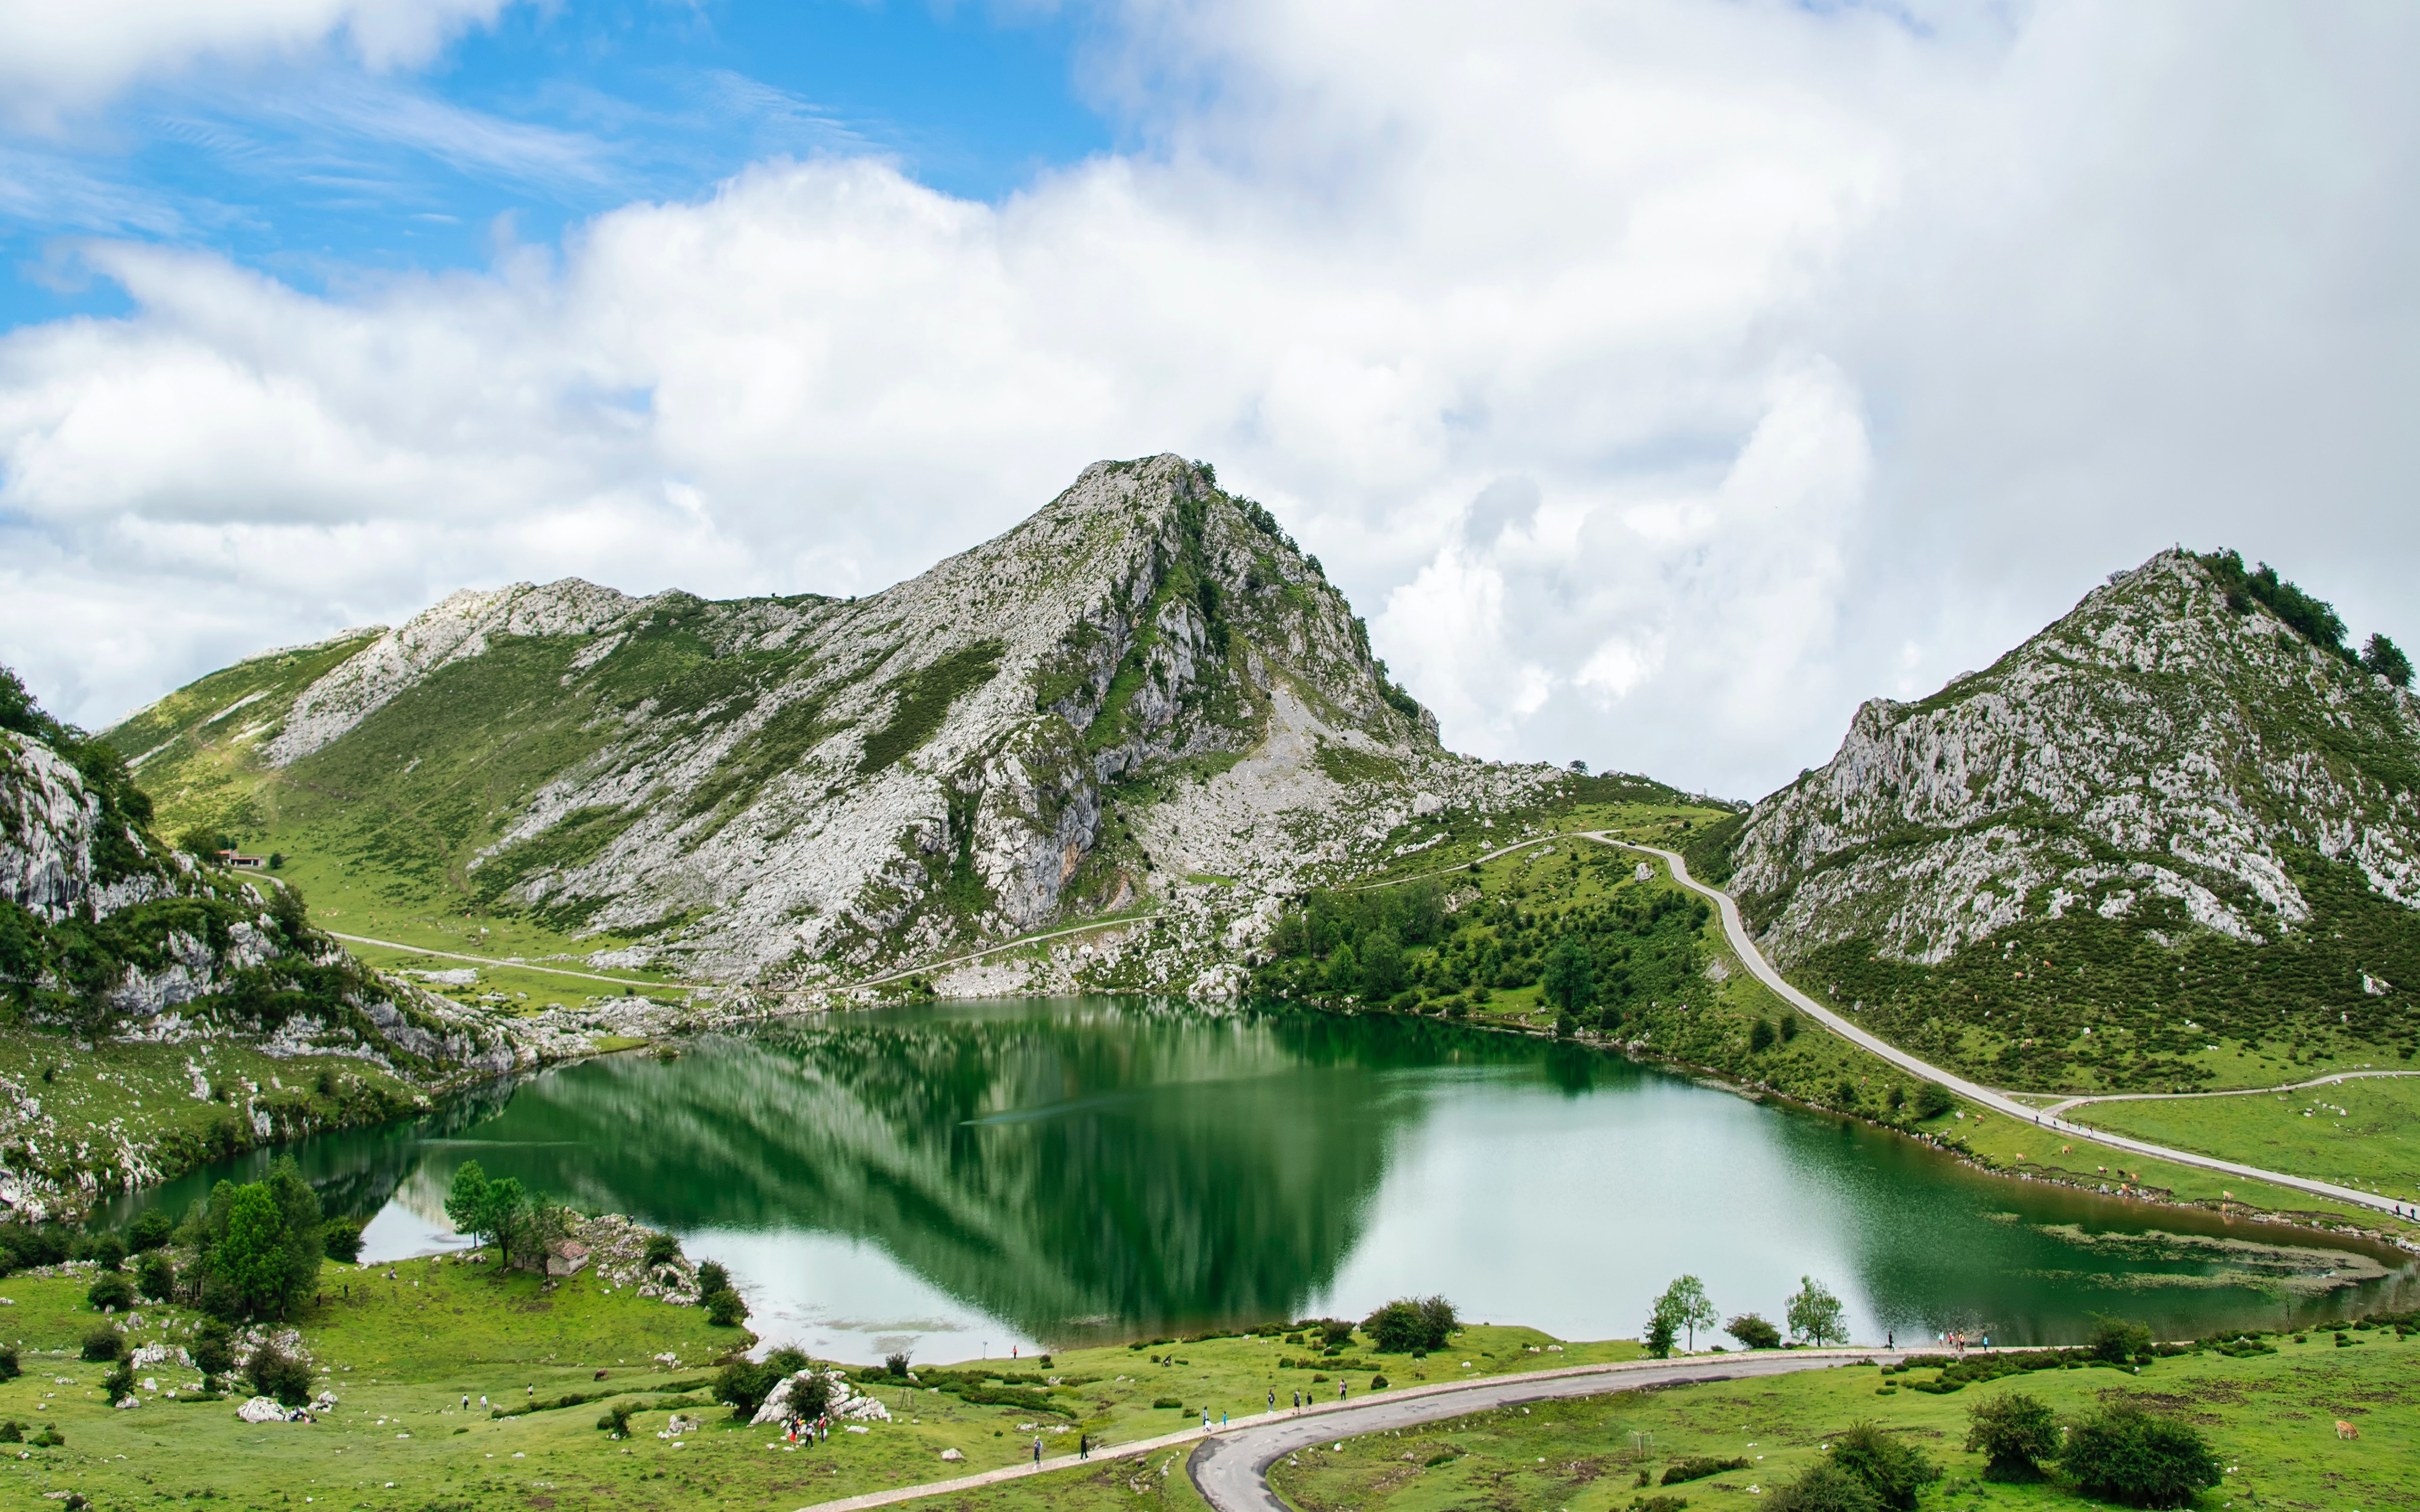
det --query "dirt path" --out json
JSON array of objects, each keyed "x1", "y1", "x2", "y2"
[{"x1": 2038, "y1": 1069, "x2": 2420, "y2": 1119}]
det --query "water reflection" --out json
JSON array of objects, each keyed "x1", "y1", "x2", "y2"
[{"x1": 112, "y1": 998, "x2": 2416, "y2": 1361}]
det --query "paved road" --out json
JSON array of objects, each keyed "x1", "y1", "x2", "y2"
[
  {"x1": 2038, "y1": 1068, "x2": 2420, "y2": 1119},
  {"x1": 1577, "y1": 836, "x2": 2411, "y2": 1220},
  {"x1": 1185, "y1": 1349, "x2": 1896, "y2": 1512}
]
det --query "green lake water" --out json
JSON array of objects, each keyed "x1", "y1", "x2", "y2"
[{"x1": 116, "y1": 998, "x2": 2418, "y2": 1363}]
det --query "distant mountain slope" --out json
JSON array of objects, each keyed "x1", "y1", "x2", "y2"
[
  {"x1": 113, "y1": 456, "x2": 1551, "y2": 993},
  {"x1": 1707, "y1": 549, "x2": 2420, "y2": 1092}
]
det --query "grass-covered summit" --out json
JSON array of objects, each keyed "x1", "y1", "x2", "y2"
[
  {"x1": 1699, "y1": 548, "x2": 2420, "y2": 1093},
  {"x1": 110, "y1": 456, "x2": 1551, "y2": 994}
]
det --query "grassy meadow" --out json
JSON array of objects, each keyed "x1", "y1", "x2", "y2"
[{"x1": 2063, "y1": 1077, "x2": 2420, "y2": 1211}]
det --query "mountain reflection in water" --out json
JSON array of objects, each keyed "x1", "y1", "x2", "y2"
[{"x1": 112, "y1": 998, "x2": 2416, "y2": 1360}]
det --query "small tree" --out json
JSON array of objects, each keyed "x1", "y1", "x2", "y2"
[
  {"x1": 1748, "y1": 1019, "x2": 1776, "y2": 1054},
  {"x1": 215, "y1": 1184, "x2": 293, "y2": 1319},
  {"x1": 706, "y1": 1288, "x2": 749, "y2": 1327},
  {"x1": 445, "y1": 1161, "x2": 529, "y2": 1271},
  {"x1": 2087, "y1": 1314, "x2": 2154, "y2": 1366},
  {"x1": 1653, "y1": 1275, "x2": 1719, "y2": 1352},
  {"x1": 322, "y1": 1216, "x2": 365, "y2": 1264},
  {"x1": 1726, "y1": 1313, "x2": 1782, "y2": 1350},
  {"x1": 247, "y1": 1342, "x2": 314, "y2": 1407},
  {"x1": 1911, "y1": 1082, "x2": 1954, "y2": 1120},
  {"x1": 1778, "y1": 1013, "x2": 1798, "y2": 1042},
  {"x1": 1363, "y1": 1295, "x2": 1457, "y2": 1353},
  {"x1": 1325, "y1": 944, "x2": 1360, "y2": 997},
  {"x1": 1359, "y1": 929, "x2": 1407, "y2": 1000},
  {"x1": 2059, "y1": 1398, "x2": 2222, "y2": 1508},
  {"x1": 1642, "y1": 1307, "x2": 1677, "y2": 1359},
  {"x1": 85, "y1": 1271, "x2": 134, "y2": 1312},
  {"x1": 1540, "y1": 937, "x2": 1595, "y2": 1015},
  {"x1": 191, "y1": 1320, "x2": 235, "y2": 1380},
  {"x1": 1786, "y1": 1276, "x2": 1846, "y2": 1346},
  {"x1": 2362, "y1": 633, "x2": 2413, "y2": 688},
  {"x1": 1966, "y1": 1391, "x2": 2059, "y2": 1481}
]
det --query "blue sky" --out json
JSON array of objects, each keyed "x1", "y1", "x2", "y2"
[{"x1": 0, "y1": 1, "x2": 1112, "y2": 331}]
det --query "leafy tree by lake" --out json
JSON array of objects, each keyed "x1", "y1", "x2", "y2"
[
  {"x1": 444, "y1": 1160, "x2": 531, "y2": 1271},
  {"x1": 2058, "y1": 1397, "x2": 2222, "y2": 1508},
  {"x1": 1786, "y1": 1276, "x2": 1846, "y2": 1345},
  {"x1": 2088, "y1": 1314, "x2": 2154, "y2": 1366},
  {"x1": 1643, "y1": 1307, "x2": 1677, "y2": 1359},
  {"x1": 188, "y1": 1156, "x2": 324, "y2": 1320},
  {"x1": 1652, "y1": 1275, "x2": 1717, "y2": 1352},
  {"x1": 1725, "y1": 1312, "x2": 1781, "y2": 1349},
  {"x1": 1324, "y1": 944, "x2": 1360, "y2": 996},
  {"x1": 1358, "y1": 929, "x2": 1407, "y2": 1000},
  {"x1": 322, "y1": 1216, "x2": 365, "y2": 1264},
  {"x1": 1541, "y1": 936, "x2": 1595, "y2": 1014},
  {"x1": 1966, "y1": 1391, "x2": 2059, "y2": 1481},
  {"x1": 1911, "y1": 1082, "x2": 1954, "y2": 1120}
]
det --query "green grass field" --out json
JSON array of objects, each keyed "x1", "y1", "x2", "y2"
[
  {"x1": 0, "y1": 1261, "x2": 1635, "y2": 1512},
  {"x1": 1265, "y1": 1335, "x2": 2418, "y2": 1512},
  {"x1": 2065, "y1": 1076, "x2": 2420, "y2": 1210}
]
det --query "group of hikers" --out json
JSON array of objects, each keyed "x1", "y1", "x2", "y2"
[{"x1": 782, "y1": 1413, "x2": 833, "y2": 1445}]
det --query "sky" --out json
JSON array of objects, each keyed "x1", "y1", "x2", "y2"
[{"x1": 1, "y1": 0, "x2": 2414, "y2": 802}]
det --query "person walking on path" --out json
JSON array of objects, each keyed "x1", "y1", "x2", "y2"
[
  {"x1": 1292, "y1": 1389, "x2": 1301, "y2": 1410},
  {"x1": 1202, "y1": 1408, "x2": 1210, "y2": 1431},
  {"x1": 1079, "y1": 1433, "x2": 1089, "y2": 1460},
  {"x1": 1267, "y1": 1389, "x2": 1275, "y2": 1413},
  {"x1": 1338, "y1": 1381, "x2": 1348, "y2": 1402},
  {"x1": 1032, "y1": 1436, "x2": 1043, "y2": 1468}
]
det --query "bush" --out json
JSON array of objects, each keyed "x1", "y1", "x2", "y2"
[
  {"x1": 1768, "y1": 1461, "x2": 1882, "y2": 1512},
  {"x1": 102, "y1": 1359, "x2": 136, "y2": 1404},
  {"x1": 79, "y1": 1327, "x2": 125, "y2": 1362},
  {"x1": 132, "y1": 1250, "x2": 175, "y2": 1303},
  {"x1": 2059, "y1": 1399, "x2": 2222, "y2": 1508},
  {"x1": 696, "y1": 1261, "x2": 731, "y2": 1296},
  {"x1": 705, "y1": 1288, "x2": 748, "y2": 1327},
  {"x1": 0, "y1": 1345, "x2": 17, "y2": 1381},
  {"x1": 1665, "y1": 1457, "x2": 1752, "y2": 1485},
  {"x1": 1912, "y1": 1083, "x2": 1954, "y2": 1120},
  {"x1": 191, "y1": 1321, "x2": 235, "y2": 1379},
  {"x1": 1967, "y1": 1391, "x2": 2059, "y2": 1481},
  {"x1": 1317, "y1": 1318, "x2": 1357, "y2": 1350},
  {"x1": 643, "y1": 1233, "x2": 682, "y2": 1268},
  {"x1": 248, "y1": 1343, "x2": 314, "y2": 1407},
  {"x1": 29, "y1": 1423, "x2": 62, "y2": 1449},
  {"x1": 1726, "y1": 1314, "x2": 1782, "y2": 1350},
  {"x1": 126, "y1": 1211, "x2": 173, "y2": 1253},
  {"x1": 321, "y1": 1217, "x2": 365, "y2": 1264},
  {"x1": 885, "y1": 1352, "x2": 912, "y2": 1378},
  {"x1": 1152, "y1": 1396, "x2": 1183, "y2": 1409},
  {"x1": 1370, "y1": 1375, "x2": 1388, "y2": 1390},
  {"x1": 1828, "y1": 1422, "x2": 1941, "y2": 1510},
  {"x1": 1749, "y1": 1018, "x2": 1777, "y2": 1053},
  {"x1": 1362, "y1": 1296, "x2": 1457, "y2": 1353},
  {"x1": 0, "y1": 1419, "x2": 19, "y2": 1442},
  {"x1": 2088, "y1": 1314, "x2": 2155, "y2": 1366},
  {"x1": 85, "y1": 1271, "x2": 134, "y2": 1312},
  {"x1": 596, "y1": 1401, "x2": 634, "y2": 1436}
]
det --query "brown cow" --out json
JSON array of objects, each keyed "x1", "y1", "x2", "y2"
[{"x1": 2335, "y1": 1420, "x2": 2360, "y2": 1441}]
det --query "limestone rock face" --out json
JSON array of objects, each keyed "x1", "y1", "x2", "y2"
[
  {"x1": 1729, "y1": 550, "x2": 2420, "y2": 966},
  {"x1": 117, "y1": 455, "x2": 1561, "y2": 991}
]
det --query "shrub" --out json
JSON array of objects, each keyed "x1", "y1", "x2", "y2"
[
  {"x1": 705, "y1": 1288, "x2": 748, "y2": 1327},
  {"x1": 191, "y1": 1321, "x2": 235, "y2": 1378},
  {"x1": 126, "y1": 1211, "x2": 174, "y2": 1253},
  {"x1": 102, "y1": 1359, "x2": 136, "y2": 1404},
  {"x1": 0, "y1": 1346, "x2": 17, "y2": 1380},
  {"x1": 1749, "y1": 1018, "x2": 1776, "y2": 1053},
  {"x1": 1362, "y1": 1296, "x2": 1457, "y2": 1353},
  {"x1": 1665, "y1": 1457, "x2": 1752, "y2": 1485},
  {"x1": 1726, "y1": 1314, "x2": 1782, "y2": 1350},
  {"x1": 321, "y1": 1217, "x2": 365, "y2": 1264},
  {"x1": 1370, "y1": 1375, "x2": 1388, "y2": 1390},
  {"x1": 1152, "y1": 1396, "x2": 1183, "y2": 1409},
  {"x1": 29, "y1": 1423, "x2": 63, "y2": 1448},
  {"x1": 643, "y1": 1232, "x2": 682, "y2": 1268},
  {"x1": 1828, "y1": 1422, "x2": 1941, "y2": 1510},
  {"x1": 696, "y1": 1261, "x2": 731, "y2": 1296},
  {"x1": 1911, "y1": 1082, "x2": 1954, "y2": 1119},
  {"x1": 79, "y1": 1327, "x2": 125, "y2": 1362},
  {"x1": 1966, "y1": 1391, "x2": 2059, "y2": 1481},
  {"x1": 85, "y1": 1271, "x2": 134, "y2": 1312},
  {"x1": 132, "y1": 1250, "x2": 175, "y2": 1303},
  {"x1": 2088, "y1": 1314, "x2": 2155, "y2": 1366},
  {"x1": 885, "y1": 1351, "x2": 912, "y2": 1378},
  {"x1": 0, "y1": 1419, "x2": 19, "y2": 1442},
  {"x1": 1778, "y1": 1013, "x2": 1798, "y2": 1042},
  {"x1": 2059, "y1": 1398, "x2": 2222, "y2": 1508},
  {"x1": 1317, "y1": 1318, "x2": 1357, "y2": 1350},
  {"x1": 715, "y1": 1358, "x2": 778, "y2": 1418},
  {"x1": 1767, "y1": 1461, "x2": 1882, "y2": 1512},
  {"x1": 247, "y1": 1343, "x2": 314, "y2": 1407},
  {"x1": 77, "y1": 1232, "x2": 126, "y2": 1271},
  {"x1": 596, "y1": 1401, "x2": 634, "y2": 1436}
]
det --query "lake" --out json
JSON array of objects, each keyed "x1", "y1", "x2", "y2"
[{"x1": 112, "y1": 997, "x2": 2418, "y2": 1364}]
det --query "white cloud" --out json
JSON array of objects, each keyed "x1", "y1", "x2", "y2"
[
  {"x1": 0, "y1": 0, "x2": 514, "y2": 129},
  {"x1": 1, "y1": 0, "x2": 2415, "y2": 803}
]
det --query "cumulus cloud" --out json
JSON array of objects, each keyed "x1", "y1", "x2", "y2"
[
  {"x1": 1, "y1": 0, "x2": 2414, "y2": 800},
  {"x1": 0, "y1": 0, "x2": 514, "y2": 129}
]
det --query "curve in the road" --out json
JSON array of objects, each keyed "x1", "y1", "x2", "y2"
[
  {"x1": 1185, "y1": 1349, "x2": 1896, "y2": 1512},
  {"x1": 1580, "y1": 836, "x2": 2410, "y2": 1220}
]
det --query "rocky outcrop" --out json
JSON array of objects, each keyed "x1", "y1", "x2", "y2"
[{"x1": 1730, "y1": 550, "x2": 2420, "y2": 966}]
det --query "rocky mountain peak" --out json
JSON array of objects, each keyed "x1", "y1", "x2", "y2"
[{"x1": 1723, "y1": 546, "x2": 2420, "y2": 968}]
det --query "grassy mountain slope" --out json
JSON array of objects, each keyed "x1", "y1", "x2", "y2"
[
  {"x1": 111, "y1": 456, "x2": 1554, "y2": 997},
  {"x1": 1709, "y1": 549, "x2": 2420, "y2": 1096}
]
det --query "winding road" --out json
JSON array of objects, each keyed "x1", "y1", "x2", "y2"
[
  {"x1": 1184, "y1": 1349, "x2": 1895, "y2": 1512},
  {"x1": 1550, "y1": 834, "x2": 2408, "y2": 1219}
]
